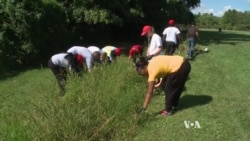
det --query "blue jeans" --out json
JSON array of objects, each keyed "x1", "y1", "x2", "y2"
[{"x1": 187, "y1": 38, "x2": 196, "y2": 58}]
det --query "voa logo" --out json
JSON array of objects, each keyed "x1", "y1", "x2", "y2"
[{"x1": 184, "y1": 120, "x2": 201, "y2": 129}]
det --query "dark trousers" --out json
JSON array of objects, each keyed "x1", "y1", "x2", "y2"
[
  {"x1": 163, "y1": 59, "x2": 191, "y2": 112},
  {"x1": 48, "y1": 59, "x2": 67, "y2": 95},
  {"x1": 165, "y1": 41, "x2": 177, "y2": 55}
]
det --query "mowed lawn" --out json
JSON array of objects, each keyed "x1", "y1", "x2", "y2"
[
  {"x1": 134, "y1": 29, "x2": 250, "y2": 141},
  {"x1": 0, "y1": 29, "x2": 250, "y2": 141}
]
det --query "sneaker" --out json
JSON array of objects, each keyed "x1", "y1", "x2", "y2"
[
  {"x1": 172, "y1": 106, "x2": 178, "y2": 112},
  {"x1": 161, "y1": 109, "x2": 172, "y2": 116},
  {"x1": 172, "y1": 106, "x2": 179, "y2": 111}
]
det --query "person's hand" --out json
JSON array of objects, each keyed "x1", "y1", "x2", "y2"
[
  {"x1": 146, "y1": 55, "x2": 154, "y2": 60},
  {"x1": 154, "y1": 78, "x2": 163, "y2": 88},
  {"x1": 136, "y1": 107, "x2": 146, "y2": 114}
]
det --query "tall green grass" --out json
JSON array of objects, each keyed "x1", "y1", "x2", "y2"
[
  {"x1": 30, "y1": 62, "x2": 147, "y2": 140},
  {"x1": 0, "y1": 59, "x2": 148, "y2": 140}
]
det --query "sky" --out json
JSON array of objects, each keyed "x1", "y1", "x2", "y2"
[{"x1": 191, "y1": 0, "x2": 250, "y2": 17}]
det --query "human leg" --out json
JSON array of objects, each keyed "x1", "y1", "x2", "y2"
[
  {"x1": 187, "y1": 39, "x2": 192, "y2": 58},
  {"x1": 165, "y1": 42, "x2": 171, "y2": 55},
  {"x1": 169, "y1": 43, "x2": 177, "y2": 55},
  {"x1": 163, "y1": 74, "x2": 178, "y2": 113},
  {"x1": 172, "y1": 59, "x2": 191, "y2": 107},
  {"x1": 55, "y1": 68, "x2": 67, "y2": 95},
  {"x1": 48, "y1": 59, "x2": 67, "y2": 95},
  {"x1": 191, "y1": 39, "x2": 196, "y2": 57},
  {"x1": 163, "y1": 59, "x2": 191, "y2": 114}
]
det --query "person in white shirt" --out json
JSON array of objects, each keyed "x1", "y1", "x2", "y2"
[
  {"x1": 48, "y1": 53, "x2": 83, "y2": 95},
  {"x1": 140, "y1": 25, "x2": 162, "y2": 60},
  {"x1": 100, "y1": 46, "x2": 121, "y2": 64},
  {"x1": 162, "y1": 19, "x2": 182, "y2": 55},
  {"x1": 67, "y1": 46, "x2": 94, "y2": 72},
  {"x1": 88, "y1": 46, "x2": 101, "y2": 64}
]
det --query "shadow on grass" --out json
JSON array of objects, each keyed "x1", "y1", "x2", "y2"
[
  {"x1": 0, "y1": 69, "x2": 23, "y2": 81},
  {"x1": 181, "y1": 30, "x2": 250, "y2": 47},
  {"x1": 137, "y1": 94, "x2": 213, "y2": 125},
  {"x1": 188, "y1": 49, "x2": 210, "y2": 61},
  {"x1": 195, "y1": 30, "x2": 250, "y2": 46},
  {"x1": 0, "y1": 67, "x2": 40, "y2": 81},
  {"x1": 179, "y1": 94, "x2": 213, "y2": 111}
]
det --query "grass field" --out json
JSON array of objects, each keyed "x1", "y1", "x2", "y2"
[{"x1": 0, "y1": 29, "x2": 250, "y2": 141}]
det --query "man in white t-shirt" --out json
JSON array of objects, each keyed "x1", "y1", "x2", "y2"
[
  {"x1": 140, "y1": 25, "x2": 162, "y2": 60},
  {"x1": 67, "y1": 46, "x2": 94, "y2": 72},
  {"x1": 48, "y1": 53, "x2": 83, "y2": 95},
  {"x1": 88, "y1": 46, "x2": 101, "y2": 63},
  {"x1": 162, "y1": 19, "x2": 182, "y2": 55}
]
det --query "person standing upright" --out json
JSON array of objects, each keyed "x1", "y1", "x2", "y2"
[
  {"x1": 186, "y1": 22, "x2": 199, "y2": 59},
  {"x1": 162, "y1": 19, "x2": 182, "y2": 55},
  {"x1": 140, "y1": 25, "x2": 162, "y2": 61}
]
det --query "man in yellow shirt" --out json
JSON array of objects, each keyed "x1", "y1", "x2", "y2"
[
  {"x1": 101, "y1": 46, "x2": 121, "y2": 64},
  {"x1": 136, "y1": 55, "x2": 191, "y2": 115}
]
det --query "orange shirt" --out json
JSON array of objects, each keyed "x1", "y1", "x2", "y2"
[{"x1": 148, "y1": 55, "x2": 184, "y2": 82}]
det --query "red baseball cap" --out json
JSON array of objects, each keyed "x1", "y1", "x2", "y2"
[
  {"x1": 141, "y1": 25, "x2": 152, "y2": 36},
  {"x1": 76, "y1": 54, "x2": 84, "y2": 67},
  {"x1": 115, "y1": 48, "x2": 122, "y2": 56},
  {"x1": 169, "y1": 19, "x2": 175, "y2": 26}
]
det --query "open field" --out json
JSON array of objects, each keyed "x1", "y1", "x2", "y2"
[{"x1": 0, "y1": 29, "x2": 250, "y2": 140}]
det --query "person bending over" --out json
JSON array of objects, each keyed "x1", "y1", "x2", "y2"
[
  {"x1": 67, "y1": 46, "x2": 94, "y2": 72},
  {"x1": 128, "y1": 44, "x2": 143, "y2": 65},
  {"x1": 135, "y1": 55, "x2": 191, "y2": 115},
  {"x1": 100, "y1": 46, "x2": 121, "y2": 64},
  {"x1": 48, "y1": 53, "x2": 83, "y2": 95}
]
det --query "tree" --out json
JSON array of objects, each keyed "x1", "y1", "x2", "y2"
[
  {"x1": 196, "y1": 13, "x2": 219, "y2": 29},
  {"x1": 0, "y1": 0, "x2": 201, "y2": 68}
]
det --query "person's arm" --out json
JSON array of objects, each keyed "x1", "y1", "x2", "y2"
[
  {"x1": 153, "y1": 46, "x2": 162, "y2": 56},
  {"x1": 195, "y1": 29, "x2": 199, "y2": 38},
  {"x1": 162, "y1": 34, "x2": 166, "y2": 41},
  {"x1": 85, "y1": 55, "x2": 93, "y2": 72},
  {"x1": 128, "y1": 55, "x2": 132, "y2": 62},
  {"x1": 146, "y1": 46, "x2": 150, "y2": 56},
  {"x1": 128, "y1": 49, "x2": 133, "y2": 62},
  {"x1": 152, "y1": 35, "x2": 163, "y2": 56},
  {"x1": 154, "y1": 78, "x2": 163, "y2": 88},
  {"x1": 177, "y1": 33, "x2": 182, "y2": 43},
  {"x1": 186, "y1": 26, "x2": 190, "y2": 38},
  {"x1": 143, "y1": 81, "x2": 155, "y2": 109}
]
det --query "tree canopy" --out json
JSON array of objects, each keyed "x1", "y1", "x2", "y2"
[
  {"x1": 195, "y1": 10, "x2": 250, "y2": 31},
  {"x1": 0, "y1": 0, "x2": 201, "y2": 68}
]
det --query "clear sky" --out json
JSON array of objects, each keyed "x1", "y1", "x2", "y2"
[{"x1": 191, "y1": 0, "x2": 250, "y2": 17}]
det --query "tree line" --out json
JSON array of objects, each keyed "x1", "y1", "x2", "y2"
[
  {"x1": 195, "y1": 9, "x2": 250, "y2": 31},
  {"x1": 1, "y1": 0, "x2": 200, "y2": 69}
]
